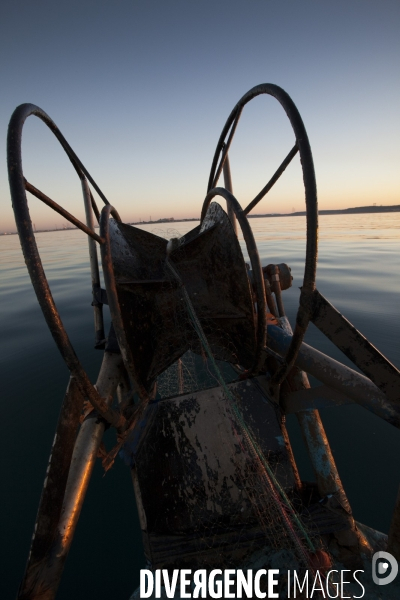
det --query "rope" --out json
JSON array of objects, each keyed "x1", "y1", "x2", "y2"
[{"x1": 165, "y1": 258, "x2": 316, "y2": 562}]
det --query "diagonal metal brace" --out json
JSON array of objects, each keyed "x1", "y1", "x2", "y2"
[
  {"x1": 17, "y1": 377, "x2": 84, "y2": 600},
  {"x1": 310, "y1": 289, "x2": 400, "y2": 406}
]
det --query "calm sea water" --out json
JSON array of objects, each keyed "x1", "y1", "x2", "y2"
[{"x1": 1, "y1": 212, "x2": 399, "y2": 599}]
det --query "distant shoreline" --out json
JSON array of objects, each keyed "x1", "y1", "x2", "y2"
[
  {"x1": 1, "y1": 204, "x2": 399, "y2": 235},
  {"x1": 248, "y1": 204, "x2": 400, "y2": 219},
  {"x1": 129, "y1": 203, "x2": 400, "y2": 225}
]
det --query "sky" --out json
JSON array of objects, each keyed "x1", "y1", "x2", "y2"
[{"x1": 0, "y1": 0, "x2": 399, "y2": 232}]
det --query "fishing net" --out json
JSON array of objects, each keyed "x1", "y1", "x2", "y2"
[{"x1": 111, "y1": 203, "x2": 332, "y2": 597}]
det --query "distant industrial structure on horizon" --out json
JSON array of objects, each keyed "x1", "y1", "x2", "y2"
[{"x1": 1, "y1": 204, "x2": 399, "y2": 235}]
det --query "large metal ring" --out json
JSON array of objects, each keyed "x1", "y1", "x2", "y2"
[{"x1": 203, "y1": 84, "x2": 318, "y2": 383}]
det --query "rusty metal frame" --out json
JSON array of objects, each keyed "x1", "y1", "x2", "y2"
[
  {"x1": 204, "y1": 84, "x2": 318, "y2": 384},
  {"x1": 267, "y1": 324, "x2": 400, "y2": 429},
  {"x1": 7, "y1": 103, "x2": 124, "y2": 429},
  {"x1": 201, "y1": 189, "x2": 267, "y2": 373},
  {"x1": 81, "y1": 178, "x2": 106, "y2": 347},
  {"x1": 221, "y1": 146, "x2": 238, "y2": 235},
  {"x1": 8, "y1": 88, "x2": 398, "y2": 593},
  {"x1": 24, "y1": 180, "x2": 104, "y2": 243},
  {"x1": 99, "y1": 204, "x2": 150, "y2": 402},
  {"x1": 209, "y1": 106, "x2": 243, "y2": 190},
  {"x1": 310, "y1": 289, "x2": 400, "y2": 406},
  {"x1": 243, "y1": 144, "x2": 299, "y2": 216},
  {"x1": 17, "y1": 352, "x2": 126, "y2": 600}
]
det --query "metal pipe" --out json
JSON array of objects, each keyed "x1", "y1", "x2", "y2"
[
  {"x1": 280, "y1": 415, "x2": 302, "y2": 490},
  {"x1": 222, "y1": 151, "x2": 238, "y2": 236},
  {"x1": 264, "y1": 277, "x2": 278, "y2": 317},
  {"x1": 9, "y1": 103, "x2": 111, "y2": 206},
  {"x1": 206, "y1": 84, "x2": 318, "y2": 296},
  {"x1": 295, "y1": 404, "x2": 370, "y2": 566},
  {"x1": 269, "y1": 265, "x2": 286, "y2": 317},
  {"x1": 89, "y1": 188, "x2": 100, "y2": 223},
  {"x1": 81, "y1": 178, "x2": 105, "y2": 348},
  {"x1": 25, "y1": 179, "x2": 104, "y2": 244},
  {"x1": 18, "y1": 352, "x2": 125, "y2": 600},
  {"x1": 310, "y1": 289, "x2": 400, "y2": 406},
  {"x1": 57, "y1": 414, "x2": 105, "y2": 554},
  {"x1": 99, "y1": 205, "x2": 149, "y2": 402},
  {"x1": 278, "y1": 317, "x2": 352, "y2": 502},
  {"x1": 205, "y1": 85, "x2": 318, "y2": 386},
  {"x1": 243, "y1": 144, "x2": 299, "y2": 215},
  {"x1": 280, "y1": 321, "x2": 370, "y2": 566},
  {"x1": 201, "y1": 188, "x2": 267, "y2": 373},
  {"x1": 267, "y1": 324, "x2": 400, "y2": 428},
  {"x1": 296, "y1": 407, "x2": 347, "y2": 498},
  {"x1": 7, "y1": 104, "x2": 123, "y2": 429},
  {"x1": 58, "y1": 352, "x2": 125, "y2": 539},
  {"x1": 208, "y1": 106, "x2": 243, "y2": 191},
  {"x1": 17, "y1": 378, "x2": 84, "y2": 600}
]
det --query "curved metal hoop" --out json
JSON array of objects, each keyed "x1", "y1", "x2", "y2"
[
  {"x1": 7, "y1": 103, "x2": 124, "y2": 428},
  {"x1": 201, "y1": 189, "x2": 267, "y2": 373},
  {"x1": 204, "y1": 84, "x2": 319, "y2": 383},
  {"x1": 99, "y1": 204, "x2": 150, "y2": 402}
]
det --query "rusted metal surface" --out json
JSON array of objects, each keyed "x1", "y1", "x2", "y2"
[
  {"x1": 18, "y1": 351, "x2": 126, "y2": 600},
  {"x1": 267, "y1": 324, "x2": 400, "y2": 428},
  {"x1": 25, "y1": 179, "x2": 104, "y2": 244},
  {"x1": 310, "y1": 289, "x2": 400, "y2": 406},
  {"x1": 264, "y1": 264, "x2": 286, "y2": 317},
  {"x1": 243, "y1": 144, "x2": 299, "y2": 215},
  {"x1": 205, "y1": 84, "x2": 319, "y2": 385},
  {"x1": 280, "y1": 415, "x2": 302, "y2": 490},
  {"x1": 99, "y1": 204, "x2": 150, "y2": 402},
  {"x1": 201, "y1": 190, "x2": 267, "y2": 373},
  {"x1": 123, "y1": 377, "x2": 296, "y2": 569},
  {"x1": 8, "y1": 103, "x2": 110, "y2": 205},
  {"x1": 222, "y1": 149, "x2": 238, "y2": 235},
  {"x1": 263, "y1": 277, "x2": 279, "y2": 317},
  {"x1": 209, "y1": 106, "x2": 243, "y2": 191},
  {"x1": 263, "y1": 263, "x2": 293, "y2": 291},
  {"x1": 7, "y1": 103, "x2": 124, "y2": 430},
  {"x1": 292, "y1": 394, "x2": 348, "y2": 502},
  {"x1": 89, "y1": 187, "x2": 100, "y2": 222},
  {"x1": 296, "y1": 408, "x2": 369, "y2": 567},
  {"x1": 277, "y1": 315, "x2": 368, "y2": 567},
  {"x1": 56, "y1": 355, "x2": 125, "y2": 550},
  {"x1": 81, "y1": 177, "x2": 106, "y2": 348},
  {"x1": 388, "y1": 485, "x2": 400, "y2": 562},
  {"x1": 356, "y1": 522, "x2": 388, "y2": 553},
  {"x1": 101, "y1": 202, "x2": 256, "y2": 389},
  {"x1": 7, "y1": 87, "x2": 398, "y2": 596},
  {"x1": 18, "y1": 378, "x2": 84, "y2": 600}
]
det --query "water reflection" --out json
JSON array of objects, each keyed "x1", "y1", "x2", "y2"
[{"x1": 0, "y1": 211, "x2": 399, "y2": 600}]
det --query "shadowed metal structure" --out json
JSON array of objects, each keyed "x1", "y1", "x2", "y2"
[{"x1": 7, "y1": 84, "x2": 400, "y2": 600}]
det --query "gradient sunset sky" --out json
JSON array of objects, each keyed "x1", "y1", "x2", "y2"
[{"x1": 1, "y1": 0, "x2": 399, "y2": 232}]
